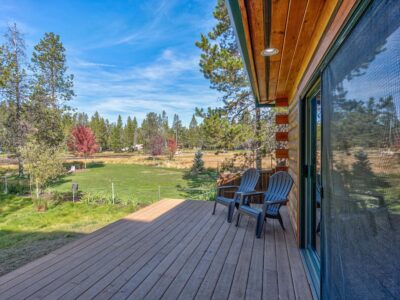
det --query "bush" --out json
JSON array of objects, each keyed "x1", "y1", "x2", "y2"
[
  {"x1": 1, "y1": 179, "x2": 30, "y2": 195},
  {"x1": 33, "y1": 198, "x2": 48, "y2": 212},
  {"x1": 81, "y1": 192, "x2": 115, "y2": 205}
]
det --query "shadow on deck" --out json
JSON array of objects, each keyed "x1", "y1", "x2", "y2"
[{"x1": 0, "y1": 199, "x2": 312, "y2": 299}]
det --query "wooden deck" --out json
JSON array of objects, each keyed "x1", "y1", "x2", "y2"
[{"x1": 0, "y1": 199, "x2": 312, "y2": 300}]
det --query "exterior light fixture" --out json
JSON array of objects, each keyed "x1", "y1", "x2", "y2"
[{"x1": 261, "y1": 47, "x2": 279, "y2": 56}]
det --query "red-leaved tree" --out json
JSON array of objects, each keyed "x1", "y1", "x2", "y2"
[
  {"x1": 150, "y1": 134, "x2": 164, "y2": 156},
  {"x1": 167, "y1": 137, "x2": 177, "y2": 160},
  {"x1": 68, "y1": 125, "x2": 99, "y2": 168}
]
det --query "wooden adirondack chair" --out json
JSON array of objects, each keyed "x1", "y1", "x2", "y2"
[
  {"x1": 212, "y1": 168, "x2": 259, "y2": 223},
  {"x1": 236, "y1": 171, "x2": 293, "y2": 238}
]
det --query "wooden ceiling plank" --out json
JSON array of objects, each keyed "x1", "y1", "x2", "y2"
[
  {"x1": 288, "y1": 0, "x2": 346, "y2": 101},
  {"x1": 269, "y1": 0, "x2": 290, "y2": 101},
  {"x1": 276, "y1": 0, "x2": 308, "y2": 99},
  {"x1": 284, "y1": 0, "x2": 325, "y2": 94}
]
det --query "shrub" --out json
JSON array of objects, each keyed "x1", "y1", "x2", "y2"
[
  {"x1": 167, "y1": 138, "x2": 177, "y2": 160},
  {"x1": 80, "y1": 192, "x2": 116, "y2": 205},
  {"x1": 5, "y1": 182, "x2": 29, "y2": 195}
]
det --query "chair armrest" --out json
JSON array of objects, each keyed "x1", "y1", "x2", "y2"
[
  {"x1": 266, "y1": 199, "x2": 288, "y2": 205},
  {"x1": 237, "y1": 191, "x2": 265, "y2": 197},
  {"x1": 217, "y1": 185, "x2": 239, "y2": 190},
  {"x1": 236, "y1": 191, "x2": 265, "y2": 205}
]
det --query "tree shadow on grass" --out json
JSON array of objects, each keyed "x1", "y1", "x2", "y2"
[
  {"x1": 86, "y1": 161, "x2": 105, "y2": 169},
  {"x1": 178, "y1": 169, "x2": 218, "y2": 200},
  {"x1": 0, "y1": 229, "x2": 85, "y2": 276},
  {"x1": 0, "y1": 195, "x2": 32, "y2": 221}
]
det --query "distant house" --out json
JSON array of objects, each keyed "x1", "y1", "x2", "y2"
[{"x1": 133, "y1": 144, "x2": 143, "y2": 151}]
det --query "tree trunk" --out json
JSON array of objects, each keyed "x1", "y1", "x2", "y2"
[
  {"x1": 17, "y1": 155, "x2": 24, "y2": 177},
  {"x1": 35, "y1": 179, "x2": 40, "y2": 200},
  {"x1": 255, "y1": 107, "x2": 262, "y2": 170}
]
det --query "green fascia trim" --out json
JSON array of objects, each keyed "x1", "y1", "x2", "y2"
[
  {"x1": 226, "y1": 0, "x2": 262, "y2": 105},
  {"x1": 256, "y1": 101, "x2": 275, "y2": 108}
]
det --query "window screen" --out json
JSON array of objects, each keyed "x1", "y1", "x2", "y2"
[{"x1": 321, "y1": 0, "x2": 400, "y2": 298}]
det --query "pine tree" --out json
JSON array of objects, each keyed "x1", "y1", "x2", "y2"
[
  {"x1": 191, "y1": 150, "x2": 205, "y2": 174},
  {"x1": 0, "y1": 24, "x2": 30, "y2": 176},
  {"x1": 188, "y1": 114, "x2": 199, "y2": 148},
  {"x1": 141, "y1": 112, "x2": 160, "y2": 151},
  {"x1": 132, "y1": 116, "x2": 138, "y2": 146},
  {"x1": 110, "y1": 115, "x2": 123, "y2": 151},
  {"x1": 196, "y1": 0, "x2": 264, "y2": 168},
  {"x1": 29, "y1": 32, "x2": 74, "y2": 147},
  {"x1": 89, "y1": 111, "x2": 108, "y2": 151},
  {"x1": 124, "y1": 116, "x2": 135, "y2": 148}
]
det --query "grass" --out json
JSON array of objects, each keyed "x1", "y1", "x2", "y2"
[
  {"x1": 0, "y1": 163, "x2": 217, "y2": 275},
  {"x1": 49, "y1": 163, "x2": 217, "y2": 203},
  {"x1": 0, "y1": 194, "x2": 136, "y2": 275},
  {"x1": 64, "y1": 150, "x2": 275, "y2": 170}
]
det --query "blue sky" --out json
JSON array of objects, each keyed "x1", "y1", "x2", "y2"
[{"x1": 0, "y1": 0, "x2": 221, "y2": 125}]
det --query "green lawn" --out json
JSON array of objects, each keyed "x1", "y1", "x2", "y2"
[
  {"x1": 49, "y1": 163, "x2": 217, "y2": 203},
  {"x1": 0, "y1": 163, "x2": 217, "y2": 275}
]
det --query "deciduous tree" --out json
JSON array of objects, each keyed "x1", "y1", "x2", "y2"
[
  {"x1": 167, "y1": 137, "x2": 177, "y2": 160},
  {"x1": 150, "y1": 134, "x2": 164, "y2": 156},
  {"x1": 67, "y1": 125, "x2": 98, "y2": 168},
  {"x1": 20, "y1": 141, "x2": 64, "y2": 207}
]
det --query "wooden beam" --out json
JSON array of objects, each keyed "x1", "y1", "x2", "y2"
[
  {"x1": 276, "y1": 149, "x2": 289, "y2": 159},
  {"x1": 276, "y1": 132, "x2": 289, "y2": 142},
  {"x1": 237, "y1": 0, "x2": 261, "y2": 101},
  {"x1": 275, "y1": 98, "x2": 289, "y2": 107},
  {"x1": 276, "y1": 114, "x2": 289, "y2": 124}
]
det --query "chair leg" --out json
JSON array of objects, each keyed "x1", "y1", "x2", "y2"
[
  {"x1": 227, "y1": 202, "x2": 235, "y2": 223},
  {"x1": 256, "y1": 213, "x2": 264, "y2": 238},
  {"x1": 212, "y1": 200, "x2": 217, "y2": 215},
  {"x1": 278, "y1": 213, "x2": 285, "y2": 230},
  {"x1": 236, "y1": 212, "x2": 241, "y2": 227}
]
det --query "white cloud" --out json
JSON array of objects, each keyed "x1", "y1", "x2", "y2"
[{"x1": 69, "y1": 48, "x2": 221, "y2": 125}]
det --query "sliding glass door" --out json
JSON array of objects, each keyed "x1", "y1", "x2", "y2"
[
  {"x1": 301, "y1": 84, "x2": 322, "y2": 297},
  {"x1": 321, "y1": 0, "x2": 400, "y2": 298}
]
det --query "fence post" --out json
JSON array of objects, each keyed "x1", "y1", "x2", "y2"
[
  {"x1": 112, "y1": 182, "x2": 115, "y2": 204},
  {"x1": 3, "y1": 176, "x2": 7, "y2": 194}
]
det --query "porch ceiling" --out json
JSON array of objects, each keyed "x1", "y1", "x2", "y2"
[{"x1": 228, "y1": 0, "x2": 340, "y2": 105}]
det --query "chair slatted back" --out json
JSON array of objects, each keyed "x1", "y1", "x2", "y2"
[
  {"x1": 237, "y1": 168, "x2": 260, "y2": 194},
  {"x1": 263, "y1": 171, "x2": 293, "y2": 216}
]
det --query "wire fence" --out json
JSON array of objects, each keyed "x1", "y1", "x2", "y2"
[{"x1": 1, "y1": 175, "x2": 217, "y2": 205}]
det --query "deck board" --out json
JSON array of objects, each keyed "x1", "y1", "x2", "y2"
[{"x1": 0, "y1": 200, "x2": 312, "y2": 300}]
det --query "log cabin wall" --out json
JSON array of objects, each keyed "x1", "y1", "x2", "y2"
[{"x1": 287, "y1": 96, "x2": 300, "y2": 234}]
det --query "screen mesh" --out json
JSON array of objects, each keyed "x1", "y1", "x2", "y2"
[{"x1": 321, "y1": 0, "x2": 400, "y2": 298}]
